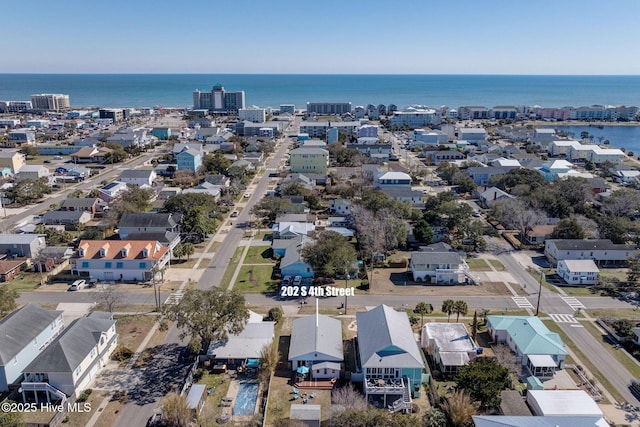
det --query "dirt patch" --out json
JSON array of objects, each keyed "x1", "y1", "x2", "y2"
[{"x1": 369, "y1": 268, "x2": 514, "y2": 296}]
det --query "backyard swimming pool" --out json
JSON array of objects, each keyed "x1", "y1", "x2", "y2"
[{"x1": 233, "y1": 381, "x2": 259, "y2": 416}]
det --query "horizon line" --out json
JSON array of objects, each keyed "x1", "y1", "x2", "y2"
[{"x1": 1, "y1": 72, "x2": 640, "y2": 77}]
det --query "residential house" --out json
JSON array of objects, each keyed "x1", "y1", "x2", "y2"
[
  {"x1": 60, "y1": 198, "x2": 102, "y2": 216},
  {"x1": 425, "y1": 149, "x2": 466, "y2": 166},
  {"x1": 0, "y1": 150, "x2": 26, "y2": 174},
  {"x1": 229, "y1": 159, "x2": 255, "y2": 172},
  {"x1": 151, "y1": 127, "x2": 171, "y2": 140},
  {"x1": 8, "y1": 129, "x2": 35, "y2": 145},
  {"x1": 98, "y1": 181, "x2": 128, "y2": 202},
  {"x1": 176, "y1": 148, "x2": 202, "y2": 172},
  {"x1": 526, "y1": 390, "x2": 603, "y2": 418},
  {"x1": 473, "y1": 415, "x2": 608, "y2": 427},
  {"x1": 587, "y1": 177, "x2": 610, "y2": 194},
  {"x1": 42, "y1": 210, "x2": 92, "y2": 226},
  {"x1": 118, "y1": 212, "x2": 180, "y2": 239},
  {"x1": 612, "y1": 168, "x2": 640, "y2": 185},
  {"x1": 118, "y1": 169, "x2": 157, "y2": 187},
  {"x1": 288, "y1": 314, "x2": 343, "y2": 379},
  {"x1": 207, "y1": 314, "x2": 275, "y2": 370},
  {"x1": 374, "y1": 171, "x2": 412, "y2": 188},
  {"x1": 412, "y1": 129, "x2": 448, "y2": 147},
  {"x1": 71, "y1": 146, "x2": 113, "y2": 164},
  {"x1": 0, "y1": 234, "x2": 46, "y2": 258},
  {"x1": 421, "y1": 323, "x2": 477, "y2": 375},
  {"x1": 557, "y1": 259, "x2": 599, "y2": 285},
  {"x1": 0, "y1": 304, "x2": 64, "y2": 392},
  {"x1": 478, "y1": 186, "x2": 514, "y2": 207},
  {"x1": 381, "y1": 187, "x2": 424, "y2": 206},
  {"x1": 17, "y1": 165, "x2": 50, "y2": 182},
  {"x1": 73, "y1": 239, "x2": 170, "y2": 282},
  {"x1": 279, "y1": 238, "x2": 314, "y2": 279},
  {"x1": 272, "y1": 222, "x2": 316, "y2": 240},
  {"x1": 289, "y1": 148, "x2": 329, "y2": 176},
  {"x1": 0, "y1": 259, "x2": 28, "y2": 282},
  {"x1": 458, "y1": 128, "x2": 487, "y2": 145},
  {"x1": 544, "y1": 239, "x2": 636, "y2": 267},
  {"x1": 487, "y1": 316, "x2": 567, "y2": 378},
  {"x1": 357, "y1": 305, "x2": 425, "y2": 412},
  {"x1": 466, "y1": 166, "x2": 514, "y2": 186},
  {"x1": 39, "y1": 246, "x2": 74, "y2": 271},
  {"x1": 203, "y1": 174, "x2": 230, "y2": 188},
  {"x1": 410, "y1": 251, "x2": 469, "y2": 284},
  {"x1": 282, "y1": 173, "x2": 316, "y2": 191},
  {"x1": 328, "y1": 199, "x2": 351, "y2": 216},
  {"x1": 524, "y1": 225, "x2": 555, "y2": 245},
  {"x1": 21, "y1": 312, "x2": 117, "y2": 399},
  {"x1": 537, "y1": 160, "x2": 574, "y2": 181},
  {"x1": 172, "y1": 142, "x2": 203, "y2": 156},
  {"x1": 182, "y1": 181, "x2": 221, "y2": 199},
  {"x1": 106, "y1": 127, "x2": 152, "y2": 148}
]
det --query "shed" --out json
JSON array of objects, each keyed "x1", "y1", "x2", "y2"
[
  {"x1": 290, "y1": 404, "x2": 321, "y2": 427},
  {"x1": 526, "y1": 375, "x2": 544, "y2": 391},
  {"x1": 186, "y1": 384, "x2": 207, "y2": 416}
]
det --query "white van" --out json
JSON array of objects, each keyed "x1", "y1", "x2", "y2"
[{"x1": 68, "y1": 279, "x2": 86, "y2": 291}]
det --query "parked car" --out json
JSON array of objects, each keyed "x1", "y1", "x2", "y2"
[
  {"x1": 244, "y1": 192, "x2": 251, "y2": 198},
  {"x1": 68, "y1": 279, "x2": 86, "y2": 291},
  {"x1": 230, "y1": 210, "x2": 239, "y2": 218},
  {"x1": 293, "y1": 276, "x2": 302, "y2": 286},
  {"x1": 281, "y1": 276, "x2": 292, "y2": 286}
]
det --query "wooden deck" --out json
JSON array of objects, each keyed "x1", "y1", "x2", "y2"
[{"x1": 294, "y1": 379, "x2": 336, "y2": 390}]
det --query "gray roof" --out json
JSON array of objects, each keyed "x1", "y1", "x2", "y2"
[
  {"x1": 23, "y1": 314, "x2": 115, "y2": 374},
  {"x1": 60, "y1": 198, "x2": 99, "y2": 209},
  {"x1": 119, "y1": 169, "x2": 155, "y2": 179},
  {"x1": 356, "y1": 305, "x2": 424, "y2": 369},
  {"x1": 411, "y1": 251, "x2": 463, "y2": 265},
  {"x1": 118, "y1": 212, "x2": 178, "y2": 229},
  {"x1": 548, "y1": 239, "x2": 635, "y2": 251},
  {"x1": 288, "y1": 315, "x2": 343, "y2": 362},
  {"x1": 280, "y1": 240, "x2": 308, "y2": 269},
  {"x1": 290, "y1": 404, "x2": 321, "y2": 422},
  {"x1": 186, "y1": 384, "x2": 206, "y2": 410},
  {"x1": 0, "y1": 234, "x2": 44, "y2": 245},
  {"x1": 42, "y1": 210, "x2": 89, "y2": 223},
  {"x1": 206, "y1": 322, "x2": 275, "y2": 359},
  {"x1": 381, "y1": 187, "x2": 424, "y2": 198},
  {"x1": 125, "y1": 231, "x2": 180, "y2": 246},
  {"x1": 290, "y1": 147, "x2": 329, "y2": 155},
  {"x1": 0, "y1": 303, "x2": 62, "y2": 365}
]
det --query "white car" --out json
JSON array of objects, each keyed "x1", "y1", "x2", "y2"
[
  {"x1": 68, "y1": 279, "x2": 86, "y2": 291},
  {"x1": 244, "y1": 193, "x2": 251, "y2": 198}
]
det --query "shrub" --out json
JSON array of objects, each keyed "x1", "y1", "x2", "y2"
[
  {"x1": 111, "y1": 345, "x2": 134, "y2": 362},
  {"x1": 359, "y1": 280, "x2": 369, "y2": 290},
  {"x1": 267, "y1": 307, "x2": 283, "y2": 323},
  {"x1": 77, "y1": 389, "x2": 92, "y2": 403}
]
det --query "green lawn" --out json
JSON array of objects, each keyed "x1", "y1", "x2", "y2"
[
  {"x1": 5, "y1": 272, "x2": 43, "y2": 292},
  {"x1": 243, "y1": 246, "x2": 274, "y2": 265},
  {"x1": 487, "y1": 259, "x2": 506, "y2": 271},
  {"x1": 234, "y1": 265, "x2": 276, "y2": 294},
  {"x1": 582, "y1": 321, "x2": 640, "y2": 379},
  {"x1": 557, "y1": 286, "x2": 597, "y2": 297},
  {"x1": 219, "y1": 247, "x2": 244, "y2": 290},
  {"x1": 170, "y1": 257, "x2": 199, "y2": 269},
  {"x1": 527, "y1": 268, "x2": 560, "y2": 294},
  {"x1": 465, "y1": 258, "x2": 491, "y2": 271},
  {"x1": 588, "y1": 307, "x2": 640, "y2": 319}
]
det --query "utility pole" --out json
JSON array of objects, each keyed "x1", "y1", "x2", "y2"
[{"x1": 535, "y1": 269, "x2": 543, "y2": 316}]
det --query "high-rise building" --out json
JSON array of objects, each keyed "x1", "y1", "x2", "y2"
[
  {"x1": 192, "y1": 84, "x2": 245, "y2": 113},
  {"x1": 30, "y1": 94, "x2": 70, "y2": 111}
]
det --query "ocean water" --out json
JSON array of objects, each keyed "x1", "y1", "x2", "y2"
[
  {"x1": 1, "y1": 74, "x2": 640, "y2": 110},
  {"x1": 553, "y1": 125, "x2": 640, "y2": 154}
]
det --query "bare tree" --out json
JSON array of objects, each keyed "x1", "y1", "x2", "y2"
[
  {"x1": 93, "y1": 285, "x2": 125, "y2": 313},
  {"x1": 332, "y1": 383, "x2": 368, "y2": 412},
  {"x1": 258, "y1": 343, "x2": 279, "y2": 383},
  {"x1": 497, "y1": 199, "x2": 547, "y2": 243},
  {"x1": 441, "y1": 390, "x2": 478, "y2": 427}
]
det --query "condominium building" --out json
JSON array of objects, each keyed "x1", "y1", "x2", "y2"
[
  {"x1": 389, "y1": 108, "x2": 442, "y2": 128},
  {"x1": 0, "y1": 101, "x2": 32, "y2": 113},
  {"x1": 306, "y1": 102, "x2": 352, "y2": 115},
  {"x1": 280, "y1": 104, "x2": 296, "y2": 115},
  {"x1": 238, "y1": 107, "x2": 266, "y2": 123},
  {"x1": 192, "y1": 84, "x2": 245, "y2": 113},
  {"x1": 30, "y1": 94, "x2": 70, "y2": 111}
]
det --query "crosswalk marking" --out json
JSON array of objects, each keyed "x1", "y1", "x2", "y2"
[
  {"x1": 549, "y1": 313, "x2": 579, "y2": 324},
  {"x1": 561, "y1": 296, "x2": 585, "y2": 310},
  {"x1": 512, "y1": 296, "x2": 534, "y2": 309}
]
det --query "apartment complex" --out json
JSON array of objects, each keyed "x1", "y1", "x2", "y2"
[
  {"x1": 30, "y1": 94, "x2": 70, "y2": 111},
  {"x1": 306, "y1": 102, "x2": 352, "y2": 115}
]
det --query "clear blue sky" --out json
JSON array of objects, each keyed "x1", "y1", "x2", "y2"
[{"x1": 2, "y1": 0, "x2": 639, "y2": 74}]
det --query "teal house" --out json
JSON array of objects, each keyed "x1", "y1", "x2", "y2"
[
  {"x1": 176, "y1": 148, "x2": 202, "y2": 172},
  {"x1": 357, "y1": 305, "x2": 426, "y2": 413},
  {"x1": 487, "y1": 315, "x2": 567, "y2": 378},
  {"x1": 151, "y1": 127, "x2": 171, "y2": 140}
]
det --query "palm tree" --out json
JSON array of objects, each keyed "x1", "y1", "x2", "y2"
[
  {"x1": 414, "y1": 301, "x2": 433, "y2": 327},
  {"x1": 442, "y1": 299, "x2": 455, "y2": 323},
  {"x1": 453, "y1": 300, "x2": 468, "y2": 322}
]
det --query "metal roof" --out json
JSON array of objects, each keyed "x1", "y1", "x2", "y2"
[{"x1": 288, "y1": 315, "x2": 343, "y2": 362}]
